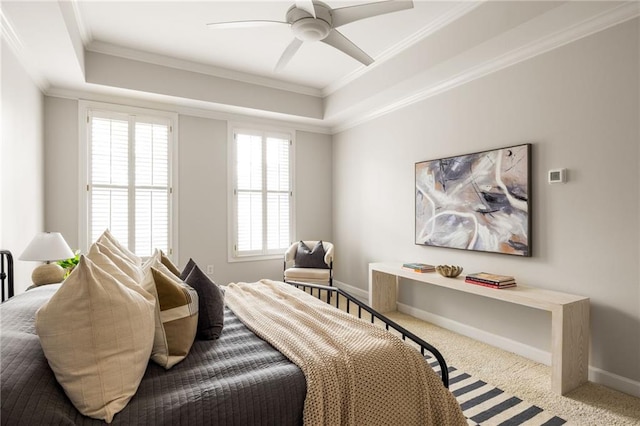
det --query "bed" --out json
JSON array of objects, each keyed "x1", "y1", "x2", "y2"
[{"x1": 0, "y1": 250, "x2": 465, "y2": 425}]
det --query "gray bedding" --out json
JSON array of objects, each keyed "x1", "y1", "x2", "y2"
[{"x1": 1, "y1": 285, "x2": 306, "y2": 425}]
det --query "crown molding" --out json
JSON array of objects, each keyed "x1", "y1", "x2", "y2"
[
  {"x1": 68, "y1": 0, "x2": 91, "y2": 46},
  {"x1": 0, "y1": 8, "x2": 21, "y2": 54},
  {"x1": 86, "y1": 41, "x2": 323, "y2": 98},
  {"x1": 45, "y1": 86, "x2": 331, "y2": 135},
  {"x1": 331, "y1": 1, "x2": 640, "y2": 134},
  {"x1": 0, "y1": 8, "x2": 49, "y2": 91},
  {"x1": 322, "y1": 1, "x2": 484, "y2": 97}
]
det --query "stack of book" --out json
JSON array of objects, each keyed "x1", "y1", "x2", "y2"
[
  {"x1": 402, "y1": 262, "x2": 436, "y2": 273},
  {"x1": 465, "y1": 272, "x2": 516, "y2": 289}
]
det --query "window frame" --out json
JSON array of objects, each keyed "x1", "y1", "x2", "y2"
[
  {"x1": 227, "y1": 123, "x2": 295, "y2": 262},
  {"x1": 78, "y1": 101, "x2": 179, "y2": 260}
]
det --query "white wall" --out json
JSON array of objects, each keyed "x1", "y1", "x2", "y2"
[
  {"x1": 333, "y1": 19, "x2": 639, "y2": 391},
  {"x1": 44, "y1": 106, "x2": 333, "y2": 289},
  {"x1": 1, "y1": 40, "x2": 45, "y2": 293},
  {"x1": 44, "y1": 97, "x2": 79, "y2": 248}
]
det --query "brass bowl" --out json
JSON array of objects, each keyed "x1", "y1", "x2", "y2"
[{"x1": 436, "y1": 265, "x2": 463, "y2": 278}]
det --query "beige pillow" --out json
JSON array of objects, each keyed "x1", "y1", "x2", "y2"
[
  {"x1": 141, "y1": 252, "x2": 198, "y2": 369},
  {"x1": 35, "y1": 256, "x2": 155, "y2": 423},
  {"x1": 142, "y1": 249, "x2": 180, "y2": 280},
  {"x1": 98, "y1": 229, "x2": 142, "y2": 267},
  {"x1": 87, "y1": 243, "x2": 144, "y2": 286},
  {"x1": 160, "y1": 250, "x2": 181, "y2": 277},
  {"x1": 95, "y1": 240, "x2": 143, "y2": 283}
]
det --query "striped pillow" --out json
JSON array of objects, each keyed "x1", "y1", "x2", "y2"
[{"x1": 141, "y1": 265, "x2": 199, "y2": 369}]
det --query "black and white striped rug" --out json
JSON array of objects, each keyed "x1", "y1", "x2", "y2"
[{"x1": 431, "y1": 361, "x2": 567, "y2": 425}]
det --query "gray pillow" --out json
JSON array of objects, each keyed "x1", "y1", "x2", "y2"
[
  {"x1": 180, "y1": 258, "x2": 196, "y2": 281},
  {"x1": 293, "y1": 241, "x2": 329, "y2": 269},
  {"x1": 182, "y1": 260, "x2": 224, "y2": 340}
]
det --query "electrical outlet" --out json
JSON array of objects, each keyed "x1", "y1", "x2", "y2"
[{"x1": 206, "y1": 265, "x2": 214, "y2": 275}]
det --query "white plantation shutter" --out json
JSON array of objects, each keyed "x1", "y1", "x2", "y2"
[
  {"x1": 232, "y1": 128, "x2": 292, "y2": 258},
  {"x1": 90, "y1": 116, "x2": 129, "y2": 247},
  {"x1": 87, "y1": 110, "x2": 173, "y2": 257},
  {"x1": 266, "y1": 137, "x2": 290, "y2": 250},
  {"x1": 134, "y1": 122, "x2": 169, "y2": 257}
]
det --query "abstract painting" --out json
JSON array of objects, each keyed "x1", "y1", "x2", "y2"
[{"x1": 415, "y1": 144, "x2": 531, "y2": 256}]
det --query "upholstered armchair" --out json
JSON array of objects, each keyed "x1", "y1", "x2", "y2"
[{"x1": 283, "y1": 240, "x2": 333, "y2": 286}]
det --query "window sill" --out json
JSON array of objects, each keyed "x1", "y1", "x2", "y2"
[{"x1": 228, "y1": 253, "x2": 284, "y2": 263}]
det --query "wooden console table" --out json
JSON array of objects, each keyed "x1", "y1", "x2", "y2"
[{"x1": 369, "y1": 262, "x2": 589, "y2": 395}]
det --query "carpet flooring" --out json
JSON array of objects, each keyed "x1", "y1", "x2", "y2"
[
  {"x1": 305, "y1": 287, "x2": 639, "y2": 425},
  {"x1": 383, "y1": 309, "x2": 640, "y2": 426}
]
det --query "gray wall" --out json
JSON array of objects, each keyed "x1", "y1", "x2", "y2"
[
  {"x1": 1, "y1": 41, "x2": 45, "y2": 292},
  {"x1": 44, "y1": 97, "x2": 79, "y2": 247},
  {"x1": 332, "y1": 19, "x2": 639, "y2": 386},
  {"x1": 43, "y1": 107, "x2": 333, "y2": 289}
]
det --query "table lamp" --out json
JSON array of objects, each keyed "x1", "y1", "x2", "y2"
[{"x1": 19, "y1": 232, "x2": 74, "y2": 286}]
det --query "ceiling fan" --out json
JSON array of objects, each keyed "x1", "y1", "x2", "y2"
[{"x1": 206, "y1": 0, "x2": 414, "y2": 72}]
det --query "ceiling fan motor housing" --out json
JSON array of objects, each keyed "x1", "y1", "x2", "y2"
[{"x1": 287, "y1": 1, "x2": 333, "y2": 42}]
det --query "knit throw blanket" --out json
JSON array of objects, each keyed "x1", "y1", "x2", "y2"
[{"x1": 225, "y1": 280, "x2": 466, "y2": 426}]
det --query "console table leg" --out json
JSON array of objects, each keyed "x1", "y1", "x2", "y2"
[
  {"x1": 551, "y1": 299, "x2": 590, "y2": 394},
  {"x1": 369, "y1": 270, "x2": 398, "y2": 313}
]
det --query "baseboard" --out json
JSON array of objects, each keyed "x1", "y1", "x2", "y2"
[
  {"x1": 396, "y1": 302, "x2": 552, "y2": 366},
  {"x1": 333, "y1": 280, "x2": 368, "y2": 302},
  {"x1": 588, "y1": 366, "x2": 640, "y2": 398},
  {"x1": 334, "y1": 282, "x2": 640, "y2": 397},
  {"x1": 333, "y1": 280, "x2": 640, "y2": 397},
  {"x1": 396, "y1": 302, "x2": 640, "y2": 398}
]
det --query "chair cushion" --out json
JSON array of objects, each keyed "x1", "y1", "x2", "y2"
[
  {"x1": 284, "y1": 267, "x2": 331, "y2": 282},
  {"x1": 294, "y1": 241, "x2": 329, "y2": 269},
  {"x1": 35, "y1": 255, "x2": 155, "y2": 423}
]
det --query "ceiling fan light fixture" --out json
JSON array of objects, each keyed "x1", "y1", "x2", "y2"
[
  {"x1": 291, "y1": 17, "x2": 330, "y2": 41},
  {"x1": 209, "y1": 0, "x2": 414, "y2": 71}
]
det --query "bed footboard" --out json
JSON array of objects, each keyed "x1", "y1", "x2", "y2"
[{"x1": 285, "y1": 280, "x2": 449, "y2": 388}]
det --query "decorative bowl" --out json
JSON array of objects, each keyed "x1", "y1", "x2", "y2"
[{"x1": 436, "y1": 265, "x2": 463, "y2": 278}]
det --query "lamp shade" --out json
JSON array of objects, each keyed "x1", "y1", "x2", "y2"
[{"x1": 19, "y1": 232, "x2": 74, "y2": 262}]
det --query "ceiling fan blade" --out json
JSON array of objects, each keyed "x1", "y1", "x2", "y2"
[
  {"x1": 206, "y1": 20, "x2": 287, "y2": 29},
  {"x1": 274, "y1": 38, "x2": 304, "y2": 72},
  {"x1": 321, "y1": 29, "x2": 373, "y2": 66},
  {"x1": 296, "y1": 0, "x2": 316, "y2": 18},
  {"x1": 332, "y1": 0, "x2": 414, "y2": 28}
]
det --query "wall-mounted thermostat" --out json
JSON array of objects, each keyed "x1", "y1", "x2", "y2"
[{"x1": 548, "y1": 168, "x2": 567, "y2": 184}]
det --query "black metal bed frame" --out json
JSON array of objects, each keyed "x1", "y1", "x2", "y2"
[
  {"x1": 285, "y1": 280, "x2": 450, "y2": 388},
  {"x1": 0, "y1": 254, "x2": 449, "y2": 385},
  {"x1": 1, "y1": 250, "x2": 14, "y2": 302}
]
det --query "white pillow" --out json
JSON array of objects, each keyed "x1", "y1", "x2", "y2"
[{"x1": 35, "y1": 256, "x2": 155, "y2": 423}]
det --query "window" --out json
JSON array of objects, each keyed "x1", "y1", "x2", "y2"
[
  {"x1": 80, "y1": 103, "x2": 176, "y2": 258},
  {"x1": 229, "y1": 126, "x2": 293, "y2": 260}
]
